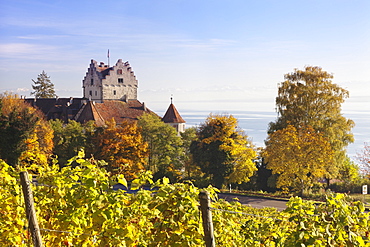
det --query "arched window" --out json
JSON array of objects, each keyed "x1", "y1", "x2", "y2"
[{"x1": 117, "y1": 69, "x2": 123, "y2": 75}]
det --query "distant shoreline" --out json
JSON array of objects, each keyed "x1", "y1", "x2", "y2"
[{"x1": 174, "y1": 109, "x2": 369, "y2": 160}]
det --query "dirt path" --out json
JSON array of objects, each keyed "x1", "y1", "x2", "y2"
[{"x1": 218, "y1": 193, "x2": 288, "y2": 211}]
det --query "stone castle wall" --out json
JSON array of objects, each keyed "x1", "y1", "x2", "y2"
[{"x1": 82, "y1": 59, "x2": 138, "y2": 102}]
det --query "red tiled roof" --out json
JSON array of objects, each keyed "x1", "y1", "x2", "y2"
[
  {"x1": 27, "y1": 97, "x2": 158, "y2": 126},
  {"x1": 99, "y1": 67, "x2": 113, "y2": 78},
  {"x1": 74, "y1": 101, "x2": 105, "y2": 126},
  {"x1": 162, "y1": 104, "x2": 185, "y2": 123},
  {"x1": 93, "y1": 100, "x2": 154, "y2": 125}
]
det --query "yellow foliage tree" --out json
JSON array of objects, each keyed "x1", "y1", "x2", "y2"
[
  {"x1": 191, "y1": 114, "x2": 257, "y2": 188},
  {"x1": 18, "y1": 119, "x2": 54, "y2": 169},
  {"x1": 264, "y1": 125, "x2": 334, "y2": 194},
  {"x1": 0, "y1": 92, "x2": 53, "y2": 168},
  {"x1": 268, "y1": 66, "x2": 354, "y2": 183},
  {"x1": 93, "y1": 119, "x2": 148, "y2": 180}
]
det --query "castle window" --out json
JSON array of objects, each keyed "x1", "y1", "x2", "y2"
[
  {"x1": 113, "y1": 90, "x2": 117, "y2": 95},
  {"x1": 89, "y1": 90, "x2": 92, "y2": 96},
  {"x1": 117, "y1": 69, "x2": 123, "y2": 75},
  {"x1": 118, "y1": 78, "x2": 124, "y2": 83},
  {"x1": 91, "y1": 79, "x2": 94, "y2": 85},
  {"x1": 95, "y1": 91, "x2": 97, "y2": 96}
]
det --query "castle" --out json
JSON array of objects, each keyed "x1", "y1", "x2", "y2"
[
  {"x1": 82, "y1": 59, "x2": 138, "y2": 103},
  {"x1": 26, "y1": 59, "x2": 185, "y2": 132}
]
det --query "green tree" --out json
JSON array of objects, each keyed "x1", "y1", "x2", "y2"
[
  {"x1": 31, "y1": 70, "x2": 57, "y2": 98},
  {"x1": 138, "y1": 113, "x2": 184, "y2": 182},
  {"x1": 191, "y1": 114, "x2": 257, "y2": 188},
  {"x1": 263, "y1": 125, "x2": 334, "y2": 194},
  {"x1": 50, "y1": 119, "x2": 95, "y2": 165},
  {"x1": 338, "y1": 156, "x2": 361, "y2": 184},
  {"x1": 268, "y1": 66, "x2": 354, "y2": 183},
  {"x1": 180, "y1": 127, "x2": 202, "y2": 180}
]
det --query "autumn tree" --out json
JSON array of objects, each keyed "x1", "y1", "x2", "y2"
[
  {"x1": 264, "y1": 125, "x2": 334, "y2": 194},
  {"x1": 338, "y1": 156, "x2": 361, "y2": 184},
  {"x1": 0, "y1": 92, "x2": 53, "y2": 167},
  {"x1": 191, "y1": 114, "x2": 257, "y2": 188},
  {"x1": 138, "y1": 113, "x2": 184, "y2": 182},
  {"x1": 31, "y1": 70, "x2": 57, "y2": 98},
  {"x1": 18, "y1": 118, "x2": 54, "y2": 169},
  {"x1": 92, "y1": 119, "x2": 148, "y2": 180},
  {"x1": 268, "y1": 66, "x2": 354, "y2": 182}
]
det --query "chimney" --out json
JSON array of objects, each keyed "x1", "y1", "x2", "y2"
[{"x1": 142, "y1": 102, "x2": 146, "y2": 111}]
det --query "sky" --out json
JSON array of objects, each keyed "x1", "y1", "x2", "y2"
[{"x1": 0, "y1": 0, "x2": 369, "y2": 158}]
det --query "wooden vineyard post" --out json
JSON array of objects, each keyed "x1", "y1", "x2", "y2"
[
  {"x1": 20, "y1": 171, "x2": 44, "y2": 247},
  {"x1": 199, "y1": 191, "x2": 215, "y2": 247}
]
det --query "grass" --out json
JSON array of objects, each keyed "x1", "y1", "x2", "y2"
[{"x1": 349, "y1": 193, "x2": 370, "y2": 204}]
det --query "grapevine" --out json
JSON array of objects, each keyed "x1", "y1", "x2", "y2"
[{"x1": 1, "y1": 155, "x2": 369, "y2": 246}]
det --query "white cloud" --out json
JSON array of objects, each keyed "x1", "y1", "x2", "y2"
[
  {"x1": 0, "y1": 43, "x2": 59, "y2": 59},
  {"x1": 16, "y1": 87, "x2": 31, "y2": 92},
  {"x1": 0, "y1": 87, "x2": 31, "y2": 95}
]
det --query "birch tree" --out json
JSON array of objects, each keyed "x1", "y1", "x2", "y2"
[
  {"x1": 264, "y1": 125, "x2": 334, "y2": 194},
  {"x1": 268, "y1": 66, "x2": 354, "y2": 183}
]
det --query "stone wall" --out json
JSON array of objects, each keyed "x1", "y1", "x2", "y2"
[
  {"x1": 101, "y1": 59, "x2": 138, "y2": 101},
  {"x1": 82, "y1": 60, "x2": 103, "y2": 102},
  {"x1": 82, "y1": 59, "x2": 138, "y2": 102}
]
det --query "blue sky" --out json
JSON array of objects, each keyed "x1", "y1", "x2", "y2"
[{"x1": 0, "y1": 0, "x2": 369, "y2": 155}]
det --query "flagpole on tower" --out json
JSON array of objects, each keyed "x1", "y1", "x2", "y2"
[{"x1": 107, "y1": 49, "x2": 110, "y2": 67}]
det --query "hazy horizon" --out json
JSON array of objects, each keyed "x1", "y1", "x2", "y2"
[{"x1": 1, "y1": 0, "x2": 369, "y2": 161}]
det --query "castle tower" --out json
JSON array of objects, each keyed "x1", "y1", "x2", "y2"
[
  {"x1": 162, "y1": 97, "x2": 186, "y2": 134},
  {"x1": 82, "y1": 59, "x2": 138, "y2": 103}
]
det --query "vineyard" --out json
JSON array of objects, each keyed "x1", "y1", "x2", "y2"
[{"x1": 1, "y1": 155, "x2": 369, "y2": 246}]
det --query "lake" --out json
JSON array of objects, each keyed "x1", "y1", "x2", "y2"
[{"x1": 180, "y1": 109, "x2": 369, "y2": 161}]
